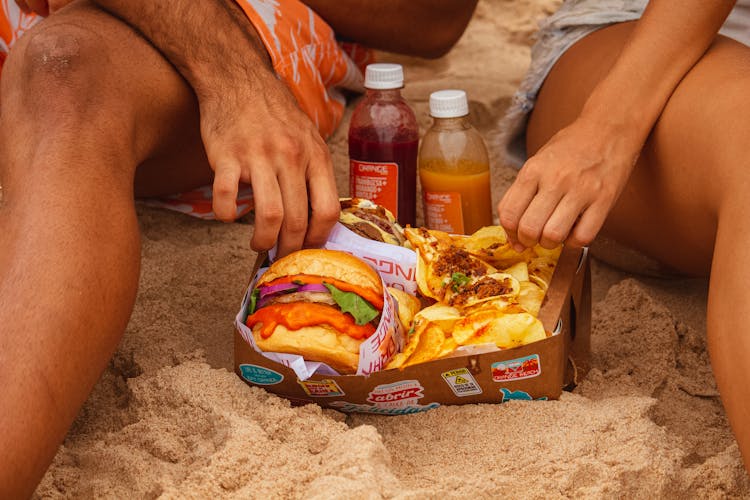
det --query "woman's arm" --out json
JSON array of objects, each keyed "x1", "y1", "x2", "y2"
[
  {"x1": 498, "y1": 0, "x2": 736, "y2": 250},
  {"x1": 300, "y1": 0, "x2": 479, "y2": 58}
]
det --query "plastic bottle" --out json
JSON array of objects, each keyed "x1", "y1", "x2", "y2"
[
  {"x1": 349, "y1": 63, "x2": 419, "y2": 227},
  {"x1": 419, "y1": 89, "x2": 493, "y2": 234}
]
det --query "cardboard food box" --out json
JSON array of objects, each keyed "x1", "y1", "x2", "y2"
[{"x1": 234, "y1": 229, "x2": 591, "y2": 415}]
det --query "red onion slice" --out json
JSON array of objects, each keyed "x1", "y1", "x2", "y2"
[
  {"x1": 297, "y1": 283, "x2": 329, "y2": 293},
  {"x1": 258, "y1": 282, "x2": 298, "y2": 299}
]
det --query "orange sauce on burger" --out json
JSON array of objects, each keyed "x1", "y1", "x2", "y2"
[{"x1": 246, "y1": 302, "x2": 376, "y2": 340}]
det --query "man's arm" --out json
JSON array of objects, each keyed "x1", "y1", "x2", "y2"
[
  {"x1": 301, "y1": 0, "x2": 479, "y2": 58},
  {"x1": 90, "y1": 0, "x2": 340, "y2": 257}
]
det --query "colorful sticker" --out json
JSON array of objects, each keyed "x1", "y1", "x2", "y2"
[
  {"x1": 298, "y1": 378, "x2": 345, "y2": 397},
  {"x1": 239, "y1": 364, "x2": 284, "y2": 385},
  {"x1": 423, "y1": 191, "x2": 464, "y2": 234},
  {"x1": 441, "y1": 368, "x2": 482, "y2": 397},
  {"x1": 350, "y1": 159, "x2": 399, "y2": 218},
  {"x1": 329, "y1": 380, "x2": 439, "y2": 415},
  {"x1": 499, "y1": 388, "x2": 548, "y2": 403},
  {"x1": 366, "y1": 380, "x2": 424, "y2": 407},
  {"x1": 491, "y1": 354, "x2": 541, "y2": 382}
]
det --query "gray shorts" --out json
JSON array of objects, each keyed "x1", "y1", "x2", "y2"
[{"x1": 497, "y1": 0, "x2": 647, "y2": 168}]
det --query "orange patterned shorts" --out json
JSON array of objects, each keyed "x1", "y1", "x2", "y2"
[{"x1": 0, "y1": 0, "x2": 373, "y2": 219}]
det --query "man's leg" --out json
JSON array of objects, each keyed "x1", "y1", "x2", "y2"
[
  {"x1": 527, "y1": 22, "x2": 750, "y2": 468},
  {"x1": 0, "y1": 2, "x2": 215, "y2": 496}
]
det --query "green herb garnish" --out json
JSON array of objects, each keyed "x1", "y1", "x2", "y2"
[{"x1": 450, "y1": 272, "x2": 471, "y2": 292}]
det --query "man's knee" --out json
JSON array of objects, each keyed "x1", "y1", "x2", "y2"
[{"x1": 3, "y1": 20, "x2": 112, "y2": 114}]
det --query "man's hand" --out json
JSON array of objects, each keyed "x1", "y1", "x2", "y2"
[
  {"x1": 14, "y1": 0, "x2": 73, "y2": 16},
  {"x1": 498, "y1": 116, "x2": 639, "y2": 251},
  {"x1": 91, "y1": 0, "x2": 340, "y2": 257},
  {"x1": 199, "y1": 74, "x2": 339, "y2": 256}
]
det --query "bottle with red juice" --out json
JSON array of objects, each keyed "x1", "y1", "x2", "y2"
[{"x1": 348, "y1": 63, "x2": 419, "y2": 226}]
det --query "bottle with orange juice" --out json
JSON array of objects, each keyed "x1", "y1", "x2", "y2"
[{"x1": 419, "y1": 89, "x2": 493, "y2": 234}]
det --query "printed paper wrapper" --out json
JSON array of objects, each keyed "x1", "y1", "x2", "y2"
[
  {"x1": 322, "y1": 223, "x2": 418, "y2": 294},
  {"x1": 235, "y1": 268, "x2": 405, "y2": 381}
]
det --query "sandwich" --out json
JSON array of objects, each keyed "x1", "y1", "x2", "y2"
[
  {"x1": 244, "y1": 249, "x2": 384, "y2": 374},
  {"x1": 339, "y1": 197, "x2": 406, "y2": 246}
]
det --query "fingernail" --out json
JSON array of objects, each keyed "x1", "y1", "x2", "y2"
[{"x1": 513, "y1": 243, "x2": 526, "y2": 253}]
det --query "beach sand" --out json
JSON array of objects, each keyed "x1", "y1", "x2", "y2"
[{"x1": 35, "y1": 0, "x2": 750, "y2": 497}]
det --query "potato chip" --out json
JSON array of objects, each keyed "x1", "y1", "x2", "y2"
[
  {"x1": 503, "y1": 261, "x2": 529, "y2": 282},
  {"x1": 531, "y1": 244, "x2": 562, "y2": 261},
  {"x1": 436, "y1": 336, "x2": 459, "y2": 359},
  {"x1": 415, "y1": 253, "x2": 445, "y2": 301},
  {"x1": 528, "y1": 256, "x2": 557, "y2": 292},
  {"x1": 456, "y1": 226, "x2": 538, "y2": 268},
  {"x1": 405, "y1": 324, "x2": 446, "y2": 366},
  {"x1": 520, "y1": 323, "x2": 548, "y2": 345},
  {"x1": 385, "y1": 318, "x2": 426, "y2": 370},
  {"x1": 451, "y1": 307, "x2": 498, "y2": 345},
  {"x1": 384, "y1": 351, "x2": 410, "y2": 370},
  {"x1": 458, "y1": 225, "x2": 508, "y2": 250},
  {"x1": 453, "y1": 310, "x2": 546, "y2": 349},
  {"x1": 388, "y1": 287, "x2": 421, "y2": 331},
  {"x1": 517, "y1": 281, "x2": 545, "y2": 316},
  {"x1": 414, "y1": 303, "x2": 462, "y2": 332}
]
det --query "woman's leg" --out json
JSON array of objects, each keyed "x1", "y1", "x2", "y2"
[
  {"x1": 527, "y1": 21, "x2": 750, "y2": 468},
  {"x1": 0, "y1": 2, "x2": 214, "y2": 496}
]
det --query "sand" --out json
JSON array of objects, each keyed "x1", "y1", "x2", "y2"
[{"x1": 34, "y1": 0, "x2": 750, "y2": 497}]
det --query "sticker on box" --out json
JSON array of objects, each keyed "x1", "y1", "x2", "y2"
[
  {"x1": 491, "y1": 354, "x2": 541, "y2": 382},
  {"x1": 239, "y1": 364, "x2": 284, "y2": 385},
  {"x1": 441, "y1": 368, "x2": 482, "y2": 397},
  {"x1": 330, "y1": 380, "x2": 440, "y2": 415},
  {"x1": 499, "y1": 388, "x2": 548, "y2": 403},
  {"x1": 298, "y1": 379, "x2": 345, "y2": 397}
]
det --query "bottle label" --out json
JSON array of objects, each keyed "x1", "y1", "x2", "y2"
[
  {"x1": 424, "y1": 191, "x2": 464, "y2": 234},
  {"x1": 350, "y1": 159, "x2": 399, "y2": 218}
]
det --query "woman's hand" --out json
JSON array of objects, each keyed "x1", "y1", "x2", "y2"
[{"x1": 498, "y1": 116, "x2": 641, "y2": 251}]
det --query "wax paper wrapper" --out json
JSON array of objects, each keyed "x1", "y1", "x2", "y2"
[{"x1": 322, "y1": 223, "x2": 418, "y2": 295}]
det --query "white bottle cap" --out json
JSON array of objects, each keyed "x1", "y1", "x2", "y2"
[
  {"x1": 364, "y1": 63, "x2": 404, "y2": 90},
  {"x1": 429, "y1": 89, "x2": 469, "y2": 118}
]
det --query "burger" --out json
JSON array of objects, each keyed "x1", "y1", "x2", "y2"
[
  {"x1": 244, "y1": 249, "x2": 384, "y2": 374},
  {"x1": 339, "y1": 197, "x2": 406, "y2": 246}
]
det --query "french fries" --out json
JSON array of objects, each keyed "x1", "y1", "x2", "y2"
[{"x1": 386, "y1": 226, "x2": 561, "y2": 370}]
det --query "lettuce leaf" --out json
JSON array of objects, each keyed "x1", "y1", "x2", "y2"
[
  {"x1": 323, "y1": 283, "x2": 379, "y2": 326},
  {"x1": 247, "y1": 288, "x2": 261, "y2": 316}
]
